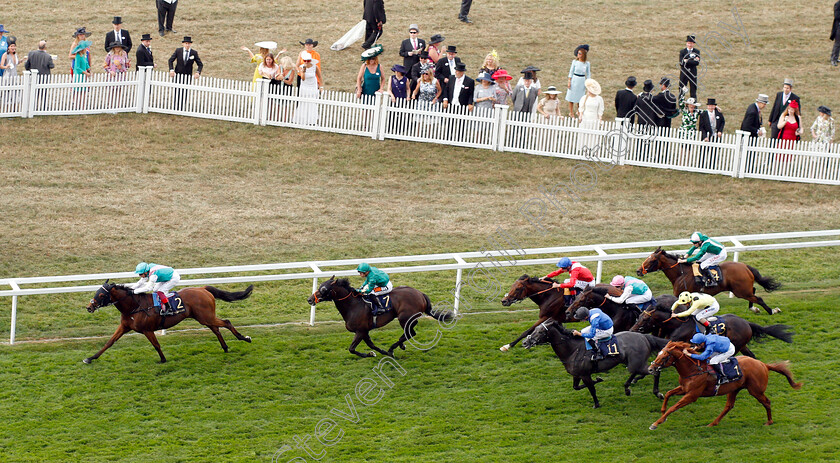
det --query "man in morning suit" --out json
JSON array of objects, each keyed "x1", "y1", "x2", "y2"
[
  {"x1": 441, "y1": 62, "x2": 474, "y2": 109},
  {"x1": 652, "y1": 77, "x2": 678, "y2": 128},
  {"x1": 135, "y1": 34, "x2": 155, "y2": 69},
  {"x1": 362, "y1": 0, "x2": 386, "y2": 49},
  {"x1": 615, "y1": 76, "x2": 638, "y2": 124},
  {"x1": 157, "y1": 0, "x2": 178, "y2": 37},
  {"x1": 435, "y1": 45, "x2": 462, "y2": 87},
  {"x1": 105, "y1": 16, "x2": 132, "y2": 54},
  {"x1": 399, "y1": 24, "x2": 426, "y2": 73},
  {"x1": 679, "y1": 35, "x2": 700, "y2": 99},
  {"x1": 768, "y1": 78, "x2": 800, "y2": 139},
  {"x1": 740, "y1": 94, "x2": 769, "y2": 171},
  {"x1": 698, "y1": 98, "x2": 725, "y2": 168},
  {"x1": 831, "y1": 0, "x2": 840, "y2": 66},
  {"x1": 168, "y1": 36, "x2": 203, "y2": 110}
]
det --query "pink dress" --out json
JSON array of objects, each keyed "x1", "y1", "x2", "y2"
[{"x1": 104, "y1": 52, "x2": 129, "y2": 78}]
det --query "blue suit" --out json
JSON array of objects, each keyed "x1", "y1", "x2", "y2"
[{"x1": 689, "y1": 333, "x2": 731, "y2": 361}]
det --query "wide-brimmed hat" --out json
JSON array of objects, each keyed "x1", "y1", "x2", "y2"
[
  {"x1": 0, "y1": 25, "x2": 9, "y2": 33},
  {"x1": 659, "y1": 77, "x2": 671, "y2": 87},
  {"x1": 818, "y1": 105, "x2": 832, "y2": 116},
  {"x1": 182, "y1": 36, "x2": 193, "y2": 43},
  {"x1": 476, "y1": 72, "x2": 495, "y2": 83},
  {"x1": 492, "y1": 69, "x2": 513, "y2": 81},
  {"x1": 300, "y1": 51, "x2": 319, "y2": 64},
  {"x1": 783, "y1": 77, "x2": 794, "y2": 87},
  {"x1": 140, "y1": 33, "x2": 153, "y2": 41},
  {"x1": 72, "y1": 27, "x2": 92, "y2": 38},
  {"x1": 685, "y1": 97, "x2": 698, "y2": 107},
  {"x1": 408, "y1": 24, "x2": 419, "y2": 32},
  {"x1": 429, "y1": 34, "x2": 444, "y2": 44},
  {"x1": 543, "y1": 85, "x2": 562, "y2": 95},
  {"x1": 112, "y1": 16, "x2": 123, "y2": 25},
  {"x1": 625, "y1": 76, "x2": 637, "y2": 87},
  {"x1": 420, "y1": 63, "x2": 434, "y2": 74},
  {"x1": 361, "y1": 44, "x2": 384, "y2": 61},
  {"x1": 255, "y1": 41, "x2": 278, "y2": 50},
  {"x1": 585, "y1": 78, "x2": 601, "y2": 95},
  {"x1": 445, "y1": 45, "x2": 457, "y2": 54},
  {"x1": 706, "y1": 98, "x2": 716, "y2": 106},
  {"x1": 686, "y1": 35, "x2": 696, "y2": 43},
  {"x1": 756, "y1": 94, "x2": 770, "y2": 104},
  {"x1": 71, "y1": 40, "x2": 92, "y2": 55},
  {"x1": 573, "y1": 44, "x2": 590, "y2": 57},
  {"x1": 521, "y1": 65, "x2": 540, "y2": 73},
  {"x1": 643, "y1": 79, "x2": 654, "y2": 92},
  {"x1": 391, "y1": 64, "x2": 407, "y2": 74},
  {"x1": 107, "y1": 41, "x2": 125, "y2": 51},
  {"x1": 299, "y1": 38, "x2": 318, "y2": 47}
]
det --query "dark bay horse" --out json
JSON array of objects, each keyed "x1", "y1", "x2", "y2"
[
  {"x1": 500, "y1": 275, "x2": 571, "y2": 352},
  {"x1": 307, "y1": 277, "x2": 452, "y2": 358},
  {"x1": 523, "y1": 320, "x2": 669, "y2": 408},
  {"x1": 564, "y1": 284, "x2": 677, "y2": 333},
  {"x1": 630, "y1": 304, "x2": 793, "y2": 358},
  {"x1": 648, "y1": 341, "x2": 802, "y2": 429},
  {"x1": 85, "y1": 281, "x2": 253, "y2": 363},
  {"x1": 637, "y1": 247, "x2": 781, "y2": 315}
]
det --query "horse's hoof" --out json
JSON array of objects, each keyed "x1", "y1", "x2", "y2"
[
  {"x1": 593, "y1": 402, "x2": 601, "y2": 409},
  {"x1": 82, "y1": 358, "x2": 92, "y2": 364},
  {"x1": 244, "y1": 336, "x2": 252, "y2": 342},
  {"x1": 595, "y1": 377, "x2": 604, "y2": 383},
  {"x1": 400, "y1": 344, "x2": 406, "y2": 351},
  {"x1": 707, "y1": 423, "x2": 717, "y2": 427},
  {"x1": 749, "y1": 307, "x2": 761, "y2": 314},
  {"x1": 370, "y1": 352, "x2": 376, "y2": 357},
  {"x1": 649, "y1": 424, "x2": 658, "y2": 430},
  {"x1": 764, "y1": 421, "x2": 774, "y2": 426},
  {"x1": 500, "y1": 344, "x2": 510, "y2": 352},
  {"x1": 159, "y1": 359, "x2": 167, "y2": 363},
  {"x1": 772, "y1": 308, "x2": 781, "y2": 315},
  {"x1": 625, "y1": 389, "x2": 632, "y2": 396},
  {"x1": 656, "y1": 393, "x2": 665, "y2": 400}
]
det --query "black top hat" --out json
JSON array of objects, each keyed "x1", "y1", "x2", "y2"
[
  {"x1": 818, "y1": 105, "x2": 832, "y2": 116},
  {"x1": 706, "y1": 98, "x2": 716, "y2": 106},
  {"x1": 112, "y1": 16, "x2": 122, "y2": 25},
  {"x1": 659, "y1": 77, "x2": 671, "y2": 87},
  {"x1": 522, "y1": 71, "x2": 535, "y2": 80},
  {"x1": 445, "y1": 45, "x2": 457, "y2": 53},
  {"x1": 299, "y1": 38, "x2": 318, "y2": 47},
  {"x1": 418, "y1": 50, "x2": 429, "y2": 59},
  {"x1": 521, "y1": 65, "x2": 541, "y2": 73},
  {"x1": 686, "y1": 35, "x2": 696, "y2": 43},
  {"x1": 140, "y1": 33, "x2": 153, "y2": 41},
  {"x1": 573, "y1": 44, "x2": 590, "y2": 57},
  {"x1": 455, "y1": 62, "x2": 466, "y2": 71},
  {"x1": 643, "y1": 79, "x2": 654, "y2": 92},
  {"x1": 107, "y1": 41, "x2": 125, "y2": 51},
  {"x1": 429, "y1": 34, "x2": 444, "y2": 44},
  {"x1": 625, "y1": 76, "x2": 637, "y2": 87},
  {"x1": 182, "y1": 36, "x2": 192, "y2": 43}
]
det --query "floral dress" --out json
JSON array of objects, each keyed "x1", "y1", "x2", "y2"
[
  {"x1": 678, "y1": 92, "x2": 699, "y2": 138},
  {"x1": 811, "y1": 117, "x2": 835, "y2": 144}
]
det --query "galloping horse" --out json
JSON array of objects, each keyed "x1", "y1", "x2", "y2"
[
  {"x1": 523, "y1": 320, "x2": 669, "y2": 408},
  {"x1": 630, "y1": 304, "x2": 793, "y2": 358},
  {"x1": 85, "y1": 281, "x2": 253, "y2": 363},
  {"x1": 564, "y1": 284, "x2": 677, "y2": 332},
  {"x1": 499, "y1": 275, "x2": 570, "y2": 352},
  {"x1": 637, "y1": 247, "x2": 782, "y2": 315},
  {"x1": 647, "y1": 341, "x2": 802, "y2": 429},
  {"x1": 307, "y1": 277, "x2": 452, "y2": 358}
]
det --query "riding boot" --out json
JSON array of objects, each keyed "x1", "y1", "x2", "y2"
[
  {"x1": 588, "y1": 340, "x2": 603, "y2": 361},
  {"x1": 713, "y1": 364, "x2": 725, "y2": 384},
  {"x1": 160, "y1": 301, "x2": 171, "y2": 316},
  {"x1": 371, "y1": 295, "x2": 385, "y2": 316},
  {"x1": 694, "y1": 275, "x2": 705, "y2": 287}
]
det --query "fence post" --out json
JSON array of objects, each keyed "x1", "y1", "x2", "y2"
[
  {"x1": 496, "y1": 104, "x2": 509, "y2": 152},
  {"x1": 309, "y1": 264, "x2": 321, "y2": 326},
  {"x1": 9, "y1": 281, "x2": 20, "y2": 345},
  {"x1": 142, "y1": 67, "x2": 153, "y2": 114},
  {"x1": 377, "y1": 93, "x2": 389, "y2": 141},
  {"x1": 453, "y1": 255, "x2": 467, "y2": 316},
  {"x1": 255, "y1": 78, "x2": 267, "y2": 125},
  {"x1": 734, "y1": 130, "x2": 750, "y2": 178},
  {"x1": 370, "y1": 92, "x2": 383, "y2": 140},
  {"x1": 490, "y1": 105, "x2": 502, "y2": 151},
  {"x1": 20, "y1": 71, "x2": 31, "y2": 118},
  {"x1": 135, "y1": 67, "x2": 148, "y2": 113},
  {"x1": 27, "y1": 69, "x2": 38, "y2": 118}
]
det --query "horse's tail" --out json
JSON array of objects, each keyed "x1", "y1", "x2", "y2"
[
  {"x1": 766, "y1": 360, "x2": 803, "y2": 390},
  {"x1": 747, "y1": 265, "x2": 781, "y2": 292},
  {"x1": 423, "y1": 293, "x2": 453, "y2": 322},
  {"x1": 748, "y1": 322, "x2": 794, "y2": 343},
  {"x1": 643, "y1": 333, "x2": 669, "y2": 352},
  {"x1": 204, "y1": 285, "x2": 254, "y2": 303}
]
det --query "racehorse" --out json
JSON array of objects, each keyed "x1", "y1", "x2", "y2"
[
  {"x1": 637, "y1": 247, "x2": 781, "y2": 315},
  {"x1": 647, "y1": 341, "x2": 802, "y2": 429},
  {"x1": 307, "y1": 276, "x2": 452, "y2": 358},
  {"x1": 523, "y1": 320, "x2": 669, "y2": 408},
  {"x1": 564, "y1": 284, "x2": 677, "y2": 333},
  {"x1": 499, "y1": 275, "x2": 570, "y2": 352},
  {"x1": 630, "y1": 304, "x2": 793, "y2": 358},
  {"x1": 84, "y1": 281, "x2": 253, "y2": 363}
]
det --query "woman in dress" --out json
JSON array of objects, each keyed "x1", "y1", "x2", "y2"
[
  {"x1": 810, "y1": 106, "x2": 835, "y2": 144},
  {"x1": 293, "y1": 51, "x2": 322, "y2": 125},
  {"x1": 259, "y1": 53, "x2": 280, "y2": 89},
  {"x1": 243, "y1": 43, "x2": 286, "y2": 83},
  {"x1": 274, "y1": 55, "x2": 297, "y2": 121},
  {"x1": 776, "y1": 100, "x2": 801, "y2": 159},
  {"x1": 103, "y1": 42, "x2": 129, "y2": 78},
  {"x1": 356, "y1": 47, "x2": 384, "y2": 100},
  {"x1": 537, "y1": 85, "x2": 562, "y2": 120},
  {"x1": 472, "y1": 72, "x2": 496, "y2": 116},
  {"x1": 69, "y1": 28, "x2": 93, "y2": 75},
  {"x1": 427, "y1": 34, "x2": 444, "y2": 63},
  {"x1": 72, "y1": 39, "x2": 92, "y2": 108},
  {"x1": 491, "y1": 69, "x2": 513, "y2": 105},
  {"x1": 0, "y1": 40, "x2": 25, "y2": 106},
  {"x1": 387, "y1": 64, "x2": 408, "y2": 102},
  {"x1": 479, "y1": 50, "x2": 500, "y2": 76},
  {"x1": 677, "y1": 93, "x2": 699, "y2": 137},
  {"x1": 410, "y1": 63, "x2": 441, "y2": 135},
  {"x1": 577, "y1": 78, "x2": 604, "y2": 154},
  {"x1": 566, "y1": 44, "x2": 590, "y2": 117}
]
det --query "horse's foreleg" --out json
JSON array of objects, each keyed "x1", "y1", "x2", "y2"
[
  {"x1": 653, "y1": 371, "x2": 664, "y2": 400},
  {"x1": 83, "y1": 324, "x2": 128, "y2": 364},
  {"x1": 581, "y1": 376, "x2": 602, "y2": 408},
  {"x1": 739, "y1": 345, "x2": 757, "y2": 358},
  {"x1": 209, "y1": 326, "x2": 229, "y2": 353},
  {"x1": 650, "y1": 392, "x2": 700, "y2": 430},
  {"x1": 709, "y1": 390, "x2": 740, "y2": 426},
  {"x1": 660, "y1": 385, "x2": 685, "y2": 413},
  {"x1": 349, "y1": 332, "x2": 375, "y2": 358},
  {"x1": 142, "y1": 331, "x2": 167, "y2": 363},
  {"x1": 362, "y1": 333, "x2": 389, "y2": 357},
  {"x1": 501, "y1": 316, "x2": 547, "y2": 352}
]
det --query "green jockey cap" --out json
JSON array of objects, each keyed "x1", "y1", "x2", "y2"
[{"x1": 356, "y1": 262, "x2": 371, "y2": 273}]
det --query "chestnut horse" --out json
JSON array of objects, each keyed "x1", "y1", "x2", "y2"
[
  {"x1": 647, "y1": 341, "x2": 802, "y2": 429},
  {"x1": 85, "y1": 281, "x2": 253, "y2": 363},
  {"x1": 637, "y1": 247, "x2": 781, "y2": 315},
  {"x1": 564, "y1": 284, "x2": 677, "y2": 333},
  {"x1": 499, "y1": 275, "x2": 569, "y2": 352},
  {"x1": 307, "y1": 277, "x2": 452, "y2": 358}
]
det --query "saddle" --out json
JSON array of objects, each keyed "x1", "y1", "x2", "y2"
[
  {"x1": 153, "y1": 292, "x2": 186, "y2": 317},
  {"x1": 694, "y1": 316, "x2": 725, "y2": 335},
  {"x1": 362, "y1": 294, "x2": 393, "y2": 314},
  {"x1": 636, "y1": 297, "x2": 657, "y2": 312},
  {"x1": 703, "y1": 265, "x2": 722, "y2": 287}
]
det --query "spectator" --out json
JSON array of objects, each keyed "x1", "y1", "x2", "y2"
[
  {"x1": 410, "y1": 63, "x2": 441, "y2": 135},
  {"x1": 275, "y1": 56, "x2": 297, "y2": 121},
  {"x1": 491, "y1": 68, "x2": 513, "y2": 105},
  {"x1": 69, "y1": 28, "x2": 93, "y2": 76},
  {"x1": 71, "y1": 38, "x2": 92, "y2": 107},
  {"x1": 653, "y1": 77, "x2": 678, "y2": 128},
  {"x1": 831, "y1": 0, "x2": 840, "y2": 66},
  {"x1": 0, "y1": 25, "x2": 9, "y2": 78},
  {"x1": 387, "y1": 64, "x2": 408, "y2": 101},
  {"x1": 479, "y1": 50, "x2": 500, "y2": 76},
  {"x1": 679, "y1": 35, "x2": 700, "y2": 99},
  {"x1": 259, "y1": 53, "x2": 280, "y2": 91},
  {"x1": 677, "y1": 94, "x2": 700, "y2": 138},
  {"x1": 566, "y1": 44, "x2": 590, "y2": 117},
  {"x1": 296, "y1": 39, "x2": 322, "y2": 88},
  {"x1": 473, "y1": 72, "x2": 496, "y2": 115},
  {"x1": 537, "y1": 85, "x2": 563, "y2": 119},
  {"x1": 768, "y1": 78, "x2": 800, "y2": 139},
  {"x1": 634, "y1": 79, "x2": 661, "y2": 128},
  {"x1": 24, "y1": 40, "x2": 54, "y2": 81},
  {"x1": 459, "y1": 0, "x2": 473, "y2": 23},
  {"x1": 362, "y1": 0, "x2": 386, "y2": 49},
  {"x1": 427, "y1": 34, "x2": 444, "y2": 62},
  {"x1": 157, "y1": 0, "x2": 178, "y2": 37},
  {"x1": 243, "y1": 45, "x2": 268, "y2": 83},
  {"x1": 615, "y1": 76, "x2": 637, "y2": 123},
  {"x1": 578, "y1": 79, "x2": 604, "y2": 152},
  {"x1": 168, "y1": 36, "x2": 203, "y2": 110},
  {"x1": 105, "y1": 16, "x2": 132, "y2": 54},
  {"x1": 0, "y1": 39, "x2": 25, "y2": 85},
  {"x1": 409, "y1": 50, "x2": 431, "y2": 95},
  {"x1": 293, "y1": 51, "x2": 321, "y2": 125},
  {"x1": 776, "y1": 100, "x2": 802, "y2": 144},
  {"x1": 399, "y1": 24, "x2": 425, "y2": 72},
  {"x1": 435, "y1": 45, "x2": 461, "y2": 86},
  {"x1": 442, "y1": 62, "x2": 474, "y2": 110},
  {"x1": 741, "y1": 94, "x2": 768, "y2": 138},
  {"x1": 103, "y1": 42, "x2": 130, "y2": 78},
  {"x1": 811, "y1": 106, "x2": 835, "y2": 143},
  {"x1": 698, "y1": 98, "x2": 725, "y2": 142},
  {"x1": 516, "y1": 66, "x2": 541, "y2": 94},
  {"x1": 511, "y1": 71, "x2": 538, "y2": 115},
  {"x1": 136, "y1": 33, "x2": 155, "y2": 69},
  {"x1": 356, "y1": 46, "x2": 384, "y2": 98}
]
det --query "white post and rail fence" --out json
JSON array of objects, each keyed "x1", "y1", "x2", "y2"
[
  {"x1": 1, "y1": 230, "x2": 839, "y2": 345},
  {"x1": 2, "y1": 68, "x2": 839, "y2": 185}
]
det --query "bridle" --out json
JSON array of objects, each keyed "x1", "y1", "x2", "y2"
[
  {"x1": 311, "y1": 284, "x2": 357, "y2": 304},
  {"x1": 89, "y1": 284, "x2": 129, "y2": 311},
  {"x1": 650, "y1": 345, "x2": 705, "y2": 377}
]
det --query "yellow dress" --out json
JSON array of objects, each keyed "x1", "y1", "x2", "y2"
[{"x1": 250, "y1": 54, "x2": 264, "y2": 83}]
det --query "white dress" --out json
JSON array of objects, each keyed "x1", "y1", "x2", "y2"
[
  {"x1": 577, "y1": 94, "x2": 604, "y2": 154},
  {"x1": 293, "y1": 64, "x2": 319, "y2": 125},
  {"x1": 1, "y1": 53, "x2": 20, "y2": 105}
]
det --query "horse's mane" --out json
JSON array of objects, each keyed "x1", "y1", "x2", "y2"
[
  {"x1": 518, "y1": 274, "x2": 554, "y2": 284},
  {"x1": 588, "y1": 284, "x2": 622, "y2": 297},
  {"x1": 333, "y1": 278, "x2": 360, "y2": 295}
]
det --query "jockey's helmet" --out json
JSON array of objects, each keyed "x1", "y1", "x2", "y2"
[
  {"x1": 356, "y1": 262, "x2": 371, "y2": 273},
  {"x1": 134, "y1": 262, "x2": 149, "y2": 274},
  {"x1": 610, "y1": 275, "x2": 625, "y2": 287},
  {"x1": 575, "y1": 307, "x2": 590, "y2": 320},
  {"x1": 678, "y1": 291, "x2": 692, "y2": 305},
  {"x1": 690, "y1": 333, "x2": 706, "y2": 345},
  {"x1": 556, "y1": 257, "x2": 572, "y2": 269},
  {"x1": 690, "y1": 231, "x2": 706, "y2": 243}
]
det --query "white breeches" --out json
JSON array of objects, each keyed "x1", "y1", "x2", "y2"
[
  {"x1": 152, "y1": 272, "x2": 180, "y2": 297},
  {"x1": 698, "y1": 250, "x2": 726, "y2": 269},
  {"x1": 693, "y1": 300, "x2": 720, "y2": 320},
  {"x1": 371, "y1": 281, "x2": 393, "y2": 295},
  {"x1": 625, "y1": 288, "x2": 653, "y2": 305},
  {"x1": 574, "y1": 279, "x2": 595, "y2": 291},
  {"x1": 582, "y1": 325, "x2": 614, "y2": 341},
  {"x1": 709, "y1": 343, "x2": 736, "y2": 365}
]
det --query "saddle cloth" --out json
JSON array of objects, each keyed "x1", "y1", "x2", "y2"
[
  {"x1": 598, "y1": 338, "x2": 620, "y2": 357},
  {"x1": 363, "y1": 294, "x2": 393, "y2": 311},
  {"x1": 705, "y1": 265, "x2": 723, "y2": 284},
  {"x1": 152, "y1": 292, "x2": 186, "y2": 315}
]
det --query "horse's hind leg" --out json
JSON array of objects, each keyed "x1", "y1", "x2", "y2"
[
  {"x1": 142, "y1": 331, "x2": 167, "y2": 363},
  {"x1": 198, "y1": 314, "x2": 251, "y2": 343},
  {"x1": 84, "y1": 324, "x2": 128, "y2": 364},
  {"x1": 750, "y1": 389, "x2": 773, "y2": 425},
  {"x1": 349, "y1": 332, "x2": 375, "y2": 358},
  {"x1": 209, "y1": 326, "x2": 229, "y2": 353},
  {"x1": 740, "y1": 345, "x2": 757, "y2": 358},
  {"x1": 742, "y1": 288, "x2": 779, "y2": 315},
  {"x1": 362, "y1": 333, "x2": 390, "y2": 357},
  {"x1": 624, "y1": 373, "x2": 638, "y2": 396},
  {"x1": 388, "y1": 316, "x2": 419, "y2": 356},
  {"x1": 709, "y1": 390, "x2": 740, "y2": 426}
]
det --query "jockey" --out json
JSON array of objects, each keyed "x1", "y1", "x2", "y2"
[
  {"x1": 685, "y1": 332, "x2": 736, "y2": 385},
  {"x1": 356, "y1": 263, "x2": 392, "y2": 316},
  {"x1": 606, "y1": 275, "x2": 653, "y2": 309},
  {"x1": 679, "y1": 231, "x2": 727, "y2": 287},
  {"x1": 572, "y1": 307, "x2": 614, "y2": 361},
  {"x1": 671, "y1": 291, "x2": 720, "y2": 333},
  {"x1": 129, "y1": 262, "x2": 181, "y2": 316},
  {"x1": 546, "y1": 257, "x2": 595, "y2": 305}
]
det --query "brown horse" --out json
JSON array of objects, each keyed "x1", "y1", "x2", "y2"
[
  {"x1": 307, "y1": 276, "x2": 452, "y2": 358},
  {"x1": 564, "y1": 284, "x2": 676, "y2": 333},
  {"x1": 647, "y1": 341, "x2": 802, "y2": 429},
  {"x1": 499, "y1": 275, "x2": 569, "y2": 352},
  {"x1": 84, "y1": 281, "x2": 253, "y2": 363},
  {"x1": 637, "y1": 247, "x2": 781, "y2": 315}
]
